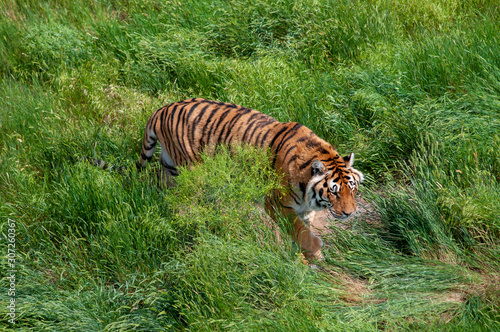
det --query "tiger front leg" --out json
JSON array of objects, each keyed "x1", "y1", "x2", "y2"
[
  {"x1": 265, "y1": 196, "x2": 324, "y2": 261},
  {"x1": 292, "y1": 215, "x2": 324, "y2": 261}
]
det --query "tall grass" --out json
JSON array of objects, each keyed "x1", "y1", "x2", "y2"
[{"x1": 1, "y1": 0, "x2": 499, "y2": 330}]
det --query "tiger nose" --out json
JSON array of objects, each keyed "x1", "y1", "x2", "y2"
[{"x1": 341, "y1": 211, "x2": 353, "y2": 218}]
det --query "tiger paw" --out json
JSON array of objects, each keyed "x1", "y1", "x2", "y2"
[{"x1": 301, "y1": 249, "x2": 324, "y2": 262}]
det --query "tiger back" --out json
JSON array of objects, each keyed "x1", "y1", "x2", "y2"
[{"x1": 138, "y1": 98, "x2": 363, "y2": 260}]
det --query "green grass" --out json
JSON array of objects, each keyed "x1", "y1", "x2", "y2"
[{"x1": 1, "y1": 0, "x2": 499, "y2": 330}]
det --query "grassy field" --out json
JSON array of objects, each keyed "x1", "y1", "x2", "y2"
[{"x1": 1, "y1": 0, "x2": 499, "y2": 330}]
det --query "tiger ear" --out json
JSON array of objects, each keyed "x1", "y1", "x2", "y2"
[
  {"x1": 311, "y1": 160, "x2": 325, "y2": 176},
  {"x1": 344, "y1": 153, "x2": 355, "y2": 168}
]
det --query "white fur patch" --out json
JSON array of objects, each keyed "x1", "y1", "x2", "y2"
[{"x1": 306, "y1": 172, "x2": 330, "y2": 211}]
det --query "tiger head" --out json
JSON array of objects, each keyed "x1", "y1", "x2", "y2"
[{"x1": 306, "y1": 153, "x2": 364, "y2": 218}]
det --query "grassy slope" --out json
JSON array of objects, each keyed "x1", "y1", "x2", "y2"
[{"x1": 0, "y1": 0, "x2": 499, "y2": 330}]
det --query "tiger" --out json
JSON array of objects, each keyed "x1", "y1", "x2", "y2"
[{"x1": 137, "y1": 98, "x2": 364, "y2": 260}]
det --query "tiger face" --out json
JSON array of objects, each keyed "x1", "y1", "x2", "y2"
[{"x1": 306, "y1": 153, "x2": 364, "y2": 219}]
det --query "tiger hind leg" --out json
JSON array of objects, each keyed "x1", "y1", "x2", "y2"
[
  {"x1": 137, "y1": 129, "x2": 158, "y2": 170},
  {"x1": 137, "y1": 128, "x2": 178, "y2": 188},
  {"x1": 158, "y1": 148, "x2": 179, "y2": 188}
]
